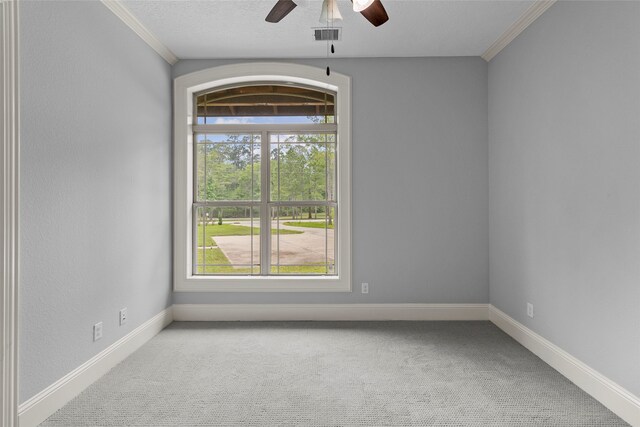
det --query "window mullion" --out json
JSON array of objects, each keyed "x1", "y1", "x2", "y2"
[
  {"x1": 202, "y1": 139, "x2": 207, "y2": 271},
  {"x1": 325, "y1": 134, "x2": 329, "y2": 274},
  {"x1": 260, "y1": 130, "x2": 270, "y2": 275}
]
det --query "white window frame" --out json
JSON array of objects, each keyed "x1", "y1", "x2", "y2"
[{"x1": 174, "y1": 63, "x2": 351, "y2": 292}]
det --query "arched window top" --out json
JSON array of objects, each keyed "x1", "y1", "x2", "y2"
[
  {"x1": 174, "y1": 63, "x2": 351, "y2": 291},
  {"x1": 195, "y1": 84, "x2": 335, "y2": 124}
]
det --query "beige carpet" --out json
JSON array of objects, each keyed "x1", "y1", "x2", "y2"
[{"x1": 41, "y1": 321, "x2": 628, "y2": 426}]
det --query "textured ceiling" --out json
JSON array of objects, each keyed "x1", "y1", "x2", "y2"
[{"x1": 121, "y1": 0, "x2": 535, "y2": 59}]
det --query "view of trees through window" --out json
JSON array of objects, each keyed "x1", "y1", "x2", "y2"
[{"x1": 193, "y1": 84, "x2": 337, "y2": 276}]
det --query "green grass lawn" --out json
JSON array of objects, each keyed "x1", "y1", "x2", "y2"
[
  {"x1": 195, "y1": 222, "x2": 330, "y2": 274},
  {"x1": 195, "y1": 248, "x2": 252, "y2": 274},
  {"x1": 270, "y1": 265, "x2": 331, "y2": 274},
  {"x1": 196, "y1": 223, "x2": 301, "y2": 246},
  {"x1": 282, "y1": 221, "x2": 334, "y2": 229},
  {"x1": 195, "y1": 248, "x2": 330, "y2": 275}
]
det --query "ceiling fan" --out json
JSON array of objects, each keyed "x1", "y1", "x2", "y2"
[{"x1": 266, "y1": 0, "x2": 389, "y2": 27}]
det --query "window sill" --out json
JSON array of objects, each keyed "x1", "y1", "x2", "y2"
[{"x1": 174, "y1": 275, "x2": 351, "y2": 292}]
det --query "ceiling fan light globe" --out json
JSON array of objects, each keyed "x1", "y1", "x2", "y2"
[
  {"x1": 319, "y1": 0, "x2": 343, "y2": 23},
  {"x1": 352, "y1": 0, "x2": 375, "y2": 12}
]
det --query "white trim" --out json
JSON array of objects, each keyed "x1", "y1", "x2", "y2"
[
  {"x1": 173, "y1": 63, "x2": 352, "y2": 293},
  {"x1": 15, "y1": 304, "x2": 638, "y2": 426},
  {"x1": 17, "y1": 308, "x2": 174, "y2": 427},
  {"x1": 100, "y1": 0, "x2": 178, "y2": 65},
  {"x1": 481, "y1": 1, "x2": 557, "y2": 62},
  {"x1": 1, "y1": 1, "x2": 20, "y2": 425},
  {"x1": 489, "y1": 305, "x2": 640, "y2": 426},
  {"x1": 172, "y1": 304, "x2": 490, "y2": 321}
]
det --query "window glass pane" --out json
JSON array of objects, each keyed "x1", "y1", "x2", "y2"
[
  {"x1": 195, "y1": 134, "x2": 260, "y2": 202},
  {"x1": 270, "y1": 133, "x2": 336, "y2": 202},
  {"x1": 327, "y1": 138, "x2": 336, "y2": 202},
  {"x1": 194, "y1": 206, "x2": 260, "y2": 275},
  {"x1": 195, "y1": 85, "x2": 335, "y2": 125},
  {"x1": 195, "y1": 141, "x2": 206, "y2": 202},
  {"x1": 270, "y1": 205, "x2": 335, "y2": 275},
  {"x1": 192, "y1": 84, "x2": 340, "y2": 278}
]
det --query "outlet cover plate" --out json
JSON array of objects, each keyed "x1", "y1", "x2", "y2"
[{"x1": 93, "y1": 322, "x2": 103, "y2": 341}]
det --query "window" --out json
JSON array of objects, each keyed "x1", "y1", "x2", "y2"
[{"x1": 174, "y1": 64, "x2": 351, "y2": 291}]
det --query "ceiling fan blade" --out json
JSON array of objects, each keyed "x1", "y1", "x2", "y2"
[
  {"x1": 265, "y1": 0, "x2": 297, "y2": 23},
  {"x1": 359, "y1": 0, "x2": 388, "y2": 27}
]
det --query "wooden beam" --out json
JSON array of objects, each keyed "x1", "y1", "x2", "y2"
[
  {"x1": 196, "y1": 104, "x2": 335, "y2": 117},
  {"x1": 200, "y1": 102, "x2": 332, "y2": 107},
  {"x1": 197, "y1": 89, "x2": 334, "y2": 105}
]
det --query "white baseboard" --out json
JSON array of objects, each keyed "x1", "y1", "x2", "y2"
[
  {"x1": 18, "y1": 304, "x2": 636, "y2": 427},
  {"x1": 172, "y1": 303, "x2": 490, "y2": 321},
  {"x1": 489, "y1": 305, "x2": 640, "y2": 427},
  {"x1": 18, "y1": 307, "x2": 174, "y2": 427}
]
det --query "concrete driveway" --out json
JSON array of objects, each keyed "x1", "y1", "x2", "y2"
[{"x1": 213, "y1": 221, "x2": 334, "y2": 267}]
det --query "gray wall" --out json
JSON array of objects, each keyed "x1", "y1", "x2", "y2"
[
  {"x1": 489, "y1": 1, "x2": 640, "y2": 396},
  {"x1": 20, "y1": 1, "x2": 172, "y2": 403},
  {"x1": 173, "y1": 57, "x2": 489, "y2": 305}
]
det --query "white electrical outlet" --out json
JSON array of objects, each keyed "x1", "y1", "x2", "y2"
[
  {"x1": 527, "y1": 303, "x2": 534, "y2": 318},
  {"x1": 93, "y1": 322, "x2": 103, "y2": 341},
  {"x1": 361, "y1": 282, "x2": 369, "y2": 294},
  {"x1": 119, "y1": 308, "x2": 128, "y2": 326}
]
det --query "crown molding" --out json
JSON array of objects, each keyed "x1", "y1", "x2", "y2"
[
  {"x1": 482, "y1": 0, "x2": 557, "y2": 62},
  {"x1": 100, "y1": 0, "x2": 551, "y2": 66},
  {"x1": 101, "y1": 0, "x2": 178, "y2": 65}
]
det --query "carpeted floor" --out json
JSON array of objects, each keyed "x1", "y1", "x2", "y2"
[{"x1": 40, "y1": 321, "x2": 628, "y2": 426}]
